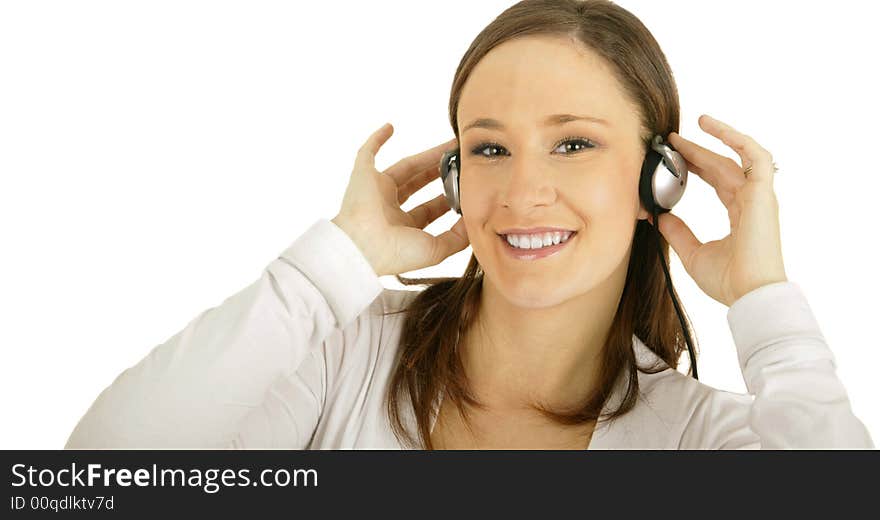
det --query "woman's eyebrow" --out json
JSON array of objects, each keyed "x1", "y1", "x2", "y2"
[{"x1": 461, "y1": 113, "x2": 611, "y2": 133}]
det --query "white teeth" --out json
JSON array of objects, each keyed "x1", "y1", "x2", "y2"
[{"x1": 504, "y1": 231, "x2": 574, "y2": 250}]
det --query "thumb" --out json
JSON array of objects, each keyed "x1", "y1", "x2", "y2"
[
  {"x1": 432, "y1": 217, "x2": 470, "y2": 263},
  {"x1": 651, "y1": 212, "x2": 700, "y2": 267}
]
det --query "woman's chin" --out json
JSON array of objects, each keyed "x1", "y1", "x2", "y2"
[{"x1": 491, "y1": 275, "x2": 584, "y2": 309}]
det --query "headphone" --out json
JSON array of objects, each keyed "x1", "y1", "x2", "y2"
[{"x1": 439, "y1": 135, "x2": 698, "y2": 380}]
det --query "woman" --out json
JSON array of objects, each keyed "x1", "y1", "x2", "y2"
[{"x1": 65, "y1": 0, "x2": 873, "y2": 449}]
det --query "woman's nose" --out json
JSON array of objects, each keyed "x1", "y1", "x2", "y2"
[{"x1": 500, "y1": 154, "x2": 557, "y2": 211}]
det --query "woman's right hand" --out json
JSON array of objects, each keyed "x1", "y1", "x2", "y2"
[{"x1": 331, "y1": 123, "x2": 470, "y2": 277}]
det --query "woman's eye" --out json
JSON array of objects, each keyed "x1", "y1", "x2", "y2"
[
  {"x1": 553, "y1": 138, "x2": 596, "y2": 154},
  {"x1": 469, "y1": 138, "x2": 596, "y2": 159},
  {"x1": 470, "y1": 142, "x2": 509, "y2": 158}
]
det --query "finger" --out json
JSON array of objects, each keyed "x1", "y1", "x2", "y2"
[
  {"x1": 384, "y1": 136, "x2": 458, "y2": 187},
  {"x1": 698, "y1": 115, "x2": 775, "y2": 184},
  {"x1": 356, "y1": 123, "x2": 395, "y2": 170},
  {"x1": 651, "y1": 212, "x2": 702, "y2": 269},
  {"x1": 397, "y1": 164, "x2": 441, "y2": 205},
  {"x1": 667, "y1": 131, "x2": 743, "y2": 193},
  {"x1": 429, "y1": 216, "x2": 470, "y2": 264},
  {"x1": 673, "y1": 151, "x2": 737, "y2": 208},
  {"x1": 407, "y1": 193, "x2": 451, "y2": 229}
]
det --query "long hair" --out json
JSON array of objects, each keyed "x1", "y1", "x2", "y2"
[{"x1": 382, "y1": 0, "x2": 697, "y2": 449}]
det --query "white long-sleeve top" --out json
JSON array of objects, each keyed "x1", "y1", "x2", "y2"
[{"x1": 64, "y1": 219, "x2": 875, "y2": 450}]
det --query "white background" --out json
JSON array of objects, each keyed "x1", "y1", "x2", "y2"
[{"x1": 1, "y1": 0, "x2": 877, "y2": 448}]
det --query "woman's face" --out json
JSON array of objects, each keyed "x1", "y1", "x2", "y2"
[{"x1": 457, "y1": 34, "x2": 651, "y2": 309}]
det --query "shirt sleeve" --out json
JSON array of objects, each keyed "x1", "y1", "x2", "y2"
[
  {"x1": 64, "y1": 218, "x2": 384, "y2": 449},
  {"x1": 680, "y1": 281, "x2": 875, "y2": 449}
]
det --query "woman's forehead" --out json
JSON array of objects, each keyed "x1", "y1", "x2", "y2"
[{"x1": 458, "y1": 35, "x2": 633, "y2": 129}]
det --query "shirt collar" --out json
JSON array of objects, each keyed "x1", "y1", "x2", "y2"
[{"x1": 588, "y1": 334, "x2": 677, "y2": 449}]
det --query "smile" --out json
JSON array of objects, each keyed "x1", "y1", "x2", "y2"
[{"x1": 497, "y1": 231, "x2": 577, "y2": 261}]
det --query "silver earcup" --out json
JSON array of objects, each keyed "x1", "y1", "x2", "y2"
[
  {"x1": 648, "y1": 135, "x2": 688, "y2": 211},
  {"x1": 439, "y1": 148, "x2": 461, "y2": 215}
]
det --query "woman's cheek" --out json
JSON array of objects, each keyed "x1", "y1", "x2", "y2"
[
  {"x1": 583, "y1": 176, "x2": 618, "y2": 210},
  {"x1": 459, "y1": 178, "x2": 491, "y2": 242},
  {"x1": 575, "y1": 180, "x2": 638, "y2": 257}
]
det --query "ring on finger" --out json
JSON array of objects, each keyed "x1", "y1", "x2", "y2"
[{"x1": 742, "y1": 161, "x2": 779, "y2": 179}]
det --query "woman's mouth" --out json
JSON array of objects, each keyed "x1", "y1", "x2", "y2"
[{"x1": 497, "y1": 231, "x2": 577, "y2": 261}]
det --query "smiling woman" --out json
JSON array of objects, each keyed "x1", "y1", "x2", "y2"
[
  {"x1": 380, "y1": 0, "x2": 871, "y2": 450},
  {"x1": 385, "y1": 0, "x2": 687, "y2": 450},
  {"x1": 63, "y1": 0, "x2": 873, "y2": 451}
]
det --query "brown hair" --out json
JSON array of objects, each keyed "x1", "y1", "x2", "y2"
[{"x1": 383, "y1": 0, "x2": 697, "y2": 449}]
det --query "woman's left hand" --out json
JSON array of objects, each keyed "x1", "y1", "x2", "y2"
[{"x1": 649, "y1": 115, "x2": 788, "y2": 307}]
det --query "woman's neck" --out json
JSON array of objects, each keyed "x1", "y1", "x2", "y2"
[{"x1": 461, "y1": 260, "x2": 628, "y2": 413}]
